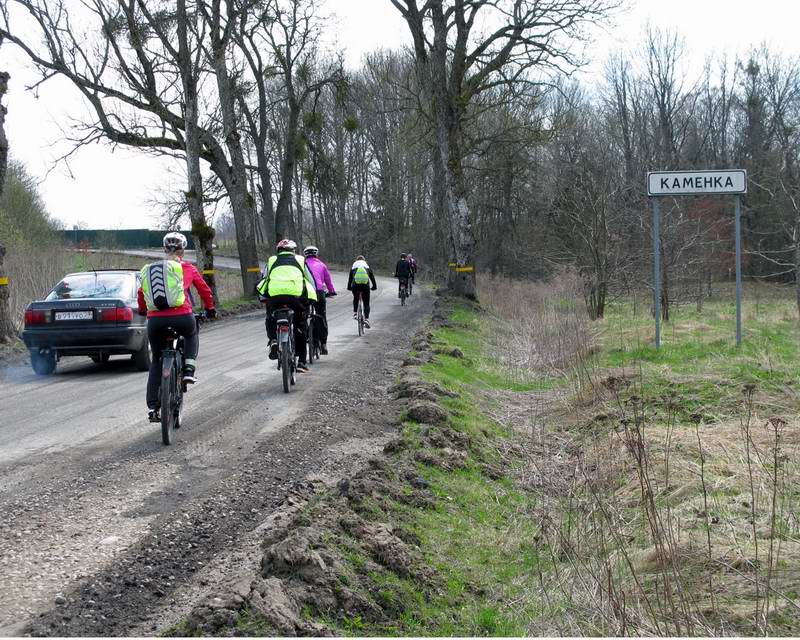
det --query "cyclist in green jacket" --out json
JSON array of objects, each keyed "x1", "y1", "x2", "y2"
[
  {"x1": 347, "y1": 255, "x2": 377, "y2": 328},
  {"x1": 257, "y1": 239, "x2": 318, "y2": 372}
]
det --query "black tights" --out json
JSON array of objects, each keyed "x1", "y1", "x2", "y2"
[{"x1": 351, "y1": 285, "x2": 371, "y2": 318}]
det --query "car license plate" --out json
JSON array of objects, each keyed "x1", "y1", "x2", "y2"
[{"x1": 55, "y1": 311, "x2": 93, "y2": 321}]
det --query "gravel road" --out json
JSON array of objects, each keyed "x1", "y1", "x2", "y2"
[{"x1": 0, "y1": 271, "x2": 430, "y2": 636}]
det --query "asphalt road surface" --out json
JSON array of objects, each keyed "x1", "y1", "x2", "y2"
[
  {"x1": 103, "y1": 249, "x2": 259, "y2": 272},
  {"x1": 0, "y1": 271, "x2": 429, "y2": 635}
]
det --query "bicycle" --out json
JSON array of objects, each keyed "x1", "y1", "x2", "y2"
[
  {"x1": 356, "y1": 292, "x2": 365, "y2": 336},
  {"x1": 158, "y1": 312, "x2": 204, "y2": 446},
  {"x1": 399, "y1": 278, "x2": 408, "y2": 306},
  {"x1": 408, "y1": 277, "x2": 413, "y2": 296},
  {"x1": 273, "y1": 306, "x2": 297, "y2": 393}
]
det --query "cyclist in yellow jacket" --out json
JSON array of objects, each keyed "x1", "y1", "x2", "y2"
[
  {"x1": 347, "y1": 255, "x2": 377, "y2": 328},
  {"x1": 257, "y1": 239, "x2": 318, "y2": 372}
]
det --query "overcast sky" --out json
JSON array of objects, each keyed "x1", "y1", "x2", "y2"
[{"x1": 2, "y1": 0, "x2": 800, "y2": 230}]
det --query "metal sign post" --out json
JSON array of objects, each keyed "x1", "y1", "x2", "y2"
[
  {"x1": 735, "y1": 195, "x2": 742, "y2": 346},
  {"x1": 653, "y1": 198, "x2": 661, "y2": 349},
  {"x1": 646, "y1": 169, "x2": 747, "y2": 349}
]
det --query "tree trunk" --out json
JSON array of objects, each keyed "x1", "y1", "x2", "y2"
[
  {"x1": 210, "y1": 45, "x2": 260, "y2": 294},
  {"x1": 256, "y1": 147, "x2": 276, "y2": 247},
  {"x1": 294, "y1": 163, "x2": 303, "y2": 243},
  {"x1": 795, "y1": 218, "x2": 800, "y2": 320},
  {"x1": 177, "y1": 0, "x2": 218, "y2": 305},
  {"x1": 437, "y1": 119, "x2": 477, "y2": 299},
  {"x1": 0, "y1": 68, "x2": 15, "y2": 342},
  {"x1": 275, "y1": 103, "x2": 300, "y2": 242},
  {"x1": 431, "y1": 146, "x2": 452, "y2": 284}
]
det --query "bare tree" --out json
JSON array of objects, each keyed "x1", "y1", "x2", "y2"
[
  {"x1": 390, "y1": 0, "x2": 616, "y2": 298},
  {"x1": 0, "y1": 0, "x2": 260, "y2": 294},
  {"x1": 198, "y1": 0, "x2": 261, "y2": 291},
  {"x1": 136, "y1": 0, "x2": 220, "y2": 301},
  {"x1": 0, "y1": 36, "x2": 14, "y2": 342},
  {"x1": 177, "y1": 0, "x2": 218, "y2": 303},
  {"x1": 255, "y1": 0, "x2": 339, "y2": 243}
]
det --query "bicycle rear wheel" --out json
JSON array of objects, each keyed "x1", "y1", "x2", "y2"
[
  {"x1": 281, "y1": 342, "x2": 291, "y2": 393},
  {"x1": 160, "y1": 354, "x2": 176, "y2": 445},
  {"x1": 401, "y1": 287, "x2": 406, "y2": 306}
]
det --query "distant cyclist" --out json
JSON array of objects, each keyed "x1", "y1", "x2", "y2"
[
  {"x1": 303, "y1": 245, "x2": 337, "y2": 355},
  {"x1": 407, "y1": 253, "x2": 418, "y2": 291},
  {"x1": 347, "y1": 255, "x2": 377, "y2": 328},
  {"x1": 257, "y1": 239, "x2": 318, "y2": 372},
  {"x1": 393, "y1": 253, "x2": 413, "y2": 298},
  {"x1": 137, "y1": 232, "x2": 216, "y2": 422}
]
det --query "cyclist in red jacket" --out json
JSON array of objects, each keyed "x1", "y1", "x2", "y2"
[
  {"x1": 407, "y1": 253, "x2": 418, "y2": 292},
  {"x1": 137, "y1": 232, "x2": 216, "y2": 422}
]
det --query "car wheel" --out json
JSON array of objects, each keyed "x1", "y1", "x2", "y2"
[
  {"x1": 31, "y1": 351, "x2": 57, "y2": 376},
  {"x1": 133, "y1": 340, "x2": 151, "y2": 371},
  {"x1": 90, "y1": 354, "x2": 111, "y2": 364}
]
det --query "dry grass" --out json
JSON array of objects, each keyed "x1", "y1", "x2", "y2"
[
  {"x1": 474, "y1": 278, "x2": 800, "y2": 635},
  {"x1": 5, "y1": 246, "x2": 247, "y2": 332},
  {"x1": 477, "y1": 269, "x2": 596, "y2": 386}
]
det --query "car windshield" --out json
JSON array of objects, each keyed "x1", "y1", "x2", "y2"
[{"x1": 45, "y1": 273, "x2": 135, "y2": 300}]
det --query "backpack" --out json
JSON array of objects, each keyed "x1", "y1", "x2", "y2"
[
  {"x1": 353, "y1": 265, "x2": 370, "y2": 285},
  {"x1": 141, "y1": 260, "x2": 186, "y2": 311}
]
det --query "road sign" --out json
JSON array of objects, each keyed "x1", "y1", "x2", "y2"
[
  {"x1": 647, "y1": 169, "x2": 747, "y2": 196},
  {"x1": 647, "y1": 168, "x2": 747, "y2": 349}
]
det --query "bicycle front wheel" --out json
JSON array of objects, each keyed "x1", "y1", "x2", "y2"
[
  {"x1": 307, "y1": 319, "x2": 315, "y2": 364},
  {"x1": 161, "y1": 356, "x2": 176, "y2": 445}
]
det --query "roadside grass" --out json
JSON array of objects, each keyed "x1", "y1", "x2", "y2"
[
  {"x1": 520, "y1": 282, "x2": 800, "y2": 635},
  {"x1": 300, "y1": 299, "x2": 559, "y2": 636},
  {"x1": 167, "y1": 280, "x2": 799, "y2": 637},
  {"x1": 340, "y1": 281, "x2": 800, "y2": 636}
]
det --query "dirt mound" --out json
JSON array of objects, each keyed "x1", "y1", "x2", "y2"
[
  {"x1": 407, "y1": 400, "x2": 449, "y2": 425},
  {"x1": 184, "y1": 318, "x2": 480, "y2": 636}
]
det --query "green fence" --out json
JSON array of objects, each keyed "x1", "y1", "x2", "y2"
[{"x1": 62, "y1": 229, "x2": 196, "y2": 250}]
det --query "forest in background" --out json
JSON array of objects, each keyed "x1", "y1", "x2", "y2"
[{"x1": 1, "y1": 1, "x2": 800, "y2": 317}]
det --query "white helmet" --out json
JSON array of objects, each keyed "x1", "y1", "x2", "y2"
[
  {"x1": 304, "y1": 245, "x2": 319, "y2": 257},
  {"x1": 163, "y1": 231, "x2": 188, "y2": 251},
  {"x1": 277, "y1": 238, "x2": 297, "y2": 252}
]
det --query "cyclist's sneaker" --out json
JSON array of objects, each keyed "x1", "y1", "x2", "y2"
[
  {"x1": 364, "y1": 319, "x2": 371, "y2": 329},
  {"x1": 352, "y1": 312, "x2": 357, "y2": 320},
  {"x1": 182, "y1": 365, "x2": 197, "y2": 384},
  {"x1": 268, "y1": 340, "x2": 279, "y2": 360},
  {"x1": 296, "y1": 362, "x2": 310, "y2": 373},
  {"x1": 320, "y1": 343, "x2": 328, "y2": 355},
  {"x1": 148, "y1": 408, "x2": 160, "y2": 423}
]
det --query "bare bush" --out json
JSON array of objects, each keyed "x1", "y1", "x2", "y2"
[
  {"x1": 5, "y1": 245, "x2": 247, "y2": 333},
  {"x1": 7, "y1": 245, "x2": 74, "y2": 331},
  {"x1": 477, "y1": 270, "x2": 596, "y2": 384},
  {"x1": 497, "y1": 374, "x2": 800, "y2": 636}
]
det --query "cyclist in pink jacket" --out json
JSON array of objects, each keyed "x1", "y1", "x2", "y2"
[{"x1": 303, "y1": 246, "x2": 337, "y2": 354}]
